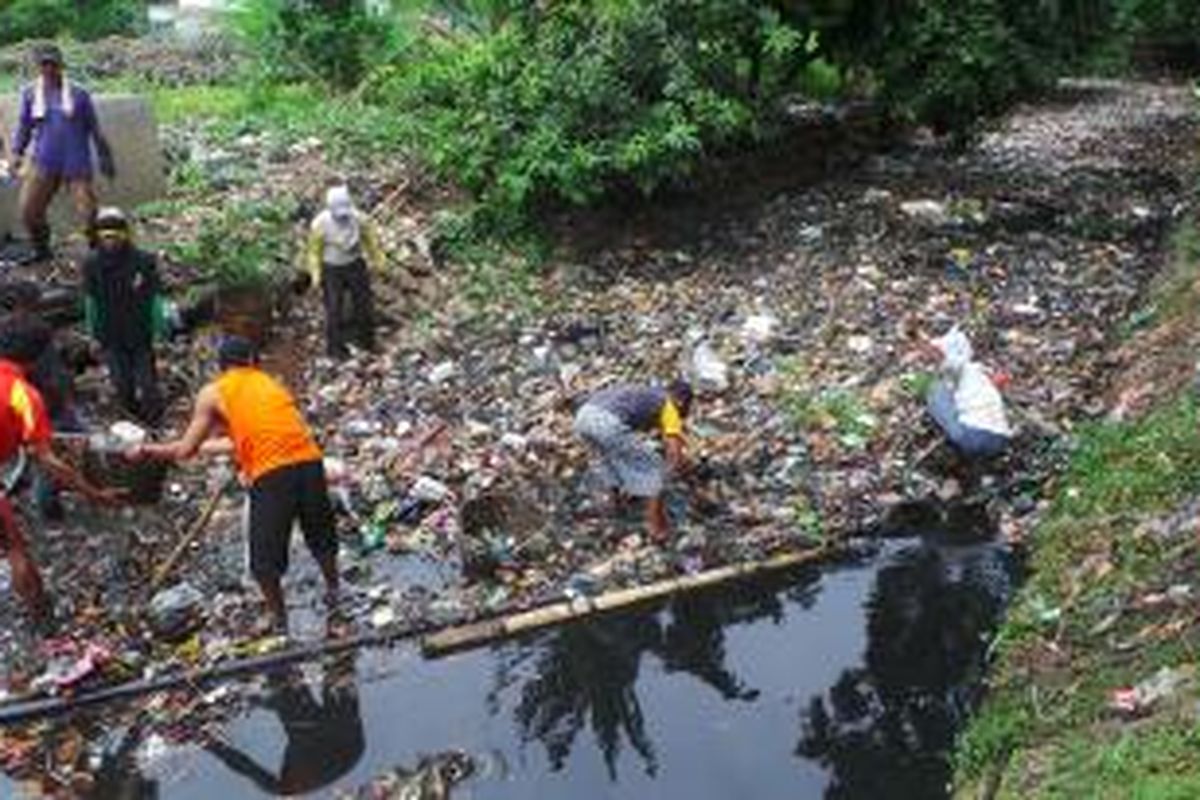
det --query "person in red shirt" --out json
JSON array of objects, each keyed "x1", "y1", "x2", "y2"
[{"x1": 0, "y1": 315, "x2": 122, "y2": 624}]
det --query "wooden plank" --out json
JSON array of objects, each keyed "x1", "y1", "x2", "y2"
[
  {"x1": 422, "y1": 547, "x2": 828, "y2": 656},
  {"x1": 0, "y1": 545, "x2": 834, "y2": 724}
]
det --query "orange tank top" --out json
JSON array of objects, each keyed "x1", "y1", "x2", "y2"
[{"x1": 215, "y1": 367, "x2": 322, "y2": 483}]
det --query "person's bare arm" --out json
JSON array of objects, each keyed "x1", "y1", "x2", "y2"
[
  {"x1": 136, "y1": 384, "x2": 223, "y2": 462},
  {"x1": 198, "y1": 436, "x2": 233, "y2": 456},
  {"x1": 29, "y1": 441, "x2": 123, "y2": 505},
  {"x1": 664, "y1": 435, "x2": 687, "y2": 473}
]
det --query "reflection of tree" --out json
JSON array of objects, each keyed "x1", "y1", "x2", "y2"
[
  {"x1": 796, "y1": 544, "x2": 1018, "y2": 799},
  {"x1": 512, "y1": 614, "x2": 661, "y2": 778},
  {"x1": 658, "y1": 574, "x2": 803, "y2": 701},
  {"x1": 505, "y1": 566, "x2": 823, "y2": 779}
]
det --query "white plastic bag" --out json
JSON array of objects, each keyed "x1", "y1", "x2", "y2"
[
  {"x1": 691, "y1": 341, "x2": 729, "y2": 391},
  {"x1": 930, "y1": 326, "x2": 1012, "y2": 440},
  {"x1": 932, "y1": 326, "x2": 974, "y2": 372}
]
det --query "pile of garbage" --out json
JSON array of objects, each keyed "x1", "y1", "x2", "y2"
[
  {"x1": 0, "y1": 34, "x2": 243, "y2": 87},
  {"x1": 289, "y1": 81, "x2": 1196, "y2": 613},
  {"x1": 0, "y1": 77, "x2": 1195, "y2": 792}
]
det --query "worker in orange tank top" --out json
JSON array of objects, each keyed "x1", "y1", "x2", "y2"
[{"x1": 130, "y1": 336, "x2": 339, "y2": 634}]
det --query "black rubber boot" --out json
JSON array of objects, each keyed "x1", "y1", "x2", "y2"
[{"x1": 30, "y1": 224, "x2": 52, "y2": 263}]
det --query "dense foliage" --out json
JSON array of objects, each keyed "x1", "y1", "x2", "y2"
[
  {"x1": 825, "y1": 0, "x2": 1064, "y2": 136},
  {"x1": 167, "y1": 198, "x2": 299, "y2": 290},
  {"x1": 227, "y1": 0, "x2": 399, "y2": 90},
  {"x1": 220, "y1": 0, "x2": 1199, "y2": 229},
  {"x1": 379, "y1": 1, "x2": 819, "y2": 227},
  {"x1": 0, "y1": 0, "x2": 145, "y2": 45},
  {"x1": 373, "y1": 0, "x2": 1087, "y2": 226}
]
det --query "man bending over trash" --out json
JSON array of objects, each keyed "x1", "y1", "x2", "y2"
[
  {"x1": 573, "y1": 380, "x2": 693, "y2": 542},
  {"x1": 0, "y1": 315, "x2": 122, "y2": 627},
  {"x1": 128, "y1": 335, "x2": 339, "y2": 635},
  {"x1": 921, "y1": 326, "x2": 1012, "y2": 459}
]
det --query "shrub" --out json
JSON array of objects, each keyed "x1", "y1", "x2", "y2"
[
  {"x1": 381, "y1": 0, "x2": 817, "y2": 229},
  {"x1": 826, "y1": 0, "x2": 1061, "y2": 137},
  {"x1": 167, "y1": 199, "x2": 298, "y2": 290},
  {"x1": 0, "y1": 0, "x2": 145, "y2": 45},
  {"x1": 227, "y1": 0, "x2": 400, "y2": 90}
]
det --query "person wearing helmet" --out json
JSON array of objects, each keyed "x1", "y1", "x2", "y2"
[
  {"x1": 305, "y1": 186, "x2": 385, "y2": 358},
  {"x1": 8, "y1": 43, "x2": 115, "y2": 261},
  {"x1": 82, "y1": 207, "x2": 166, "y2": 425}
]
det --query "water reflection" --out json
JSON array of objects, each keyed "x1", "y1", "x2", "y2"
[
  {"x1": 4, "y1": 534, "x2": 1016, "y2": 799},
  {"x1": 202, "y1": 652, "x2": 364, "y2": 796},
  {"x1": 494, "y1": 538, "x2": 1014, "y2": 797},
  {"x1": 797, "y1": 542, "x2": 1019, "y2": 798},
  {"x1": 90, "y1": 716, "x2": 161, "y2": 799},
  {"x1": 501, "y1": 566, "x2": 824, "y2": 779}
]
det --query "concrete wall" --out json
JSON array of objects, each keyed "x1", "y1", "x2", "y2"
[{"x1": 0, "y1": 95, "x2": 166, "y2": 240}]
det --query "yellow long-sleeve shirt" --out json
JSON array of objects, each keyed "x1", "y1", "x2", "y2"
[{"x1": 306, "y1": 210, "x2": 385, "y2": 285}]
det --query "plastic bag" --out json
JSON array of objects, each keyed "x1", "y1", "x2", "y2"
[
  {"x1": 691, "y1": 341, "x2": 729, "y2": 392},
  {"x1": 927, "y1": 326, "x2": 1012, "y2": 449},
  {"x1": 932, "y1": 326, "x2": 974, "y2": 372}
]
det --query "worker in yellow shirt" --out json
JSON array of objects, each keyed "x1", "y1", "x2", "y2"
[
  {"x1": 572, "y1": 380, "x2": 693, "y2": 541},
  {"x1": 306, "y1": 186, "x2": 385, "y2": 358}
]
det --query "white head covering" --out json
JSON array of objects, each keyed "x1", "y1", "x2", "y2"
[
  {"x1": 327, "y1": 185, "x2": 355, "y2": 222},
  {"x1": 318, "y1": 185, "x2": 361, "y2": 260}
]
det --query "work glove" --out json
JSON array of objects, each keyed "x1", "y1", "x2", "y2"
[{"x1": 98, "y1": 151, "x2": 116, "y2": 180}]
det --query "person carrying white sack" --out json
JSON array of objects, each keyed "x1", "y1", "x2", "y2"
[{"x1": 920, "y1": 326, "x2": 1013, "y2": 459}]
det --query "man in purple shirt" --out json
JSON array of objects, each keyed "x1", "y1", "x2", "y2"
[{"x1": 8, "y1": 44, "x2": 115, "y2": 262}]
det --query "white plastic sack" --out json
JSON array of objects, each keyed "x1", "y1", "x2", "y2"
[
  {"x1": 742, "y1": 312, "x2": 778, "y2": 346},
  {"x1": 931, "y1": 326, "x2": 1011, "y2": 437},
  {"x1": 691, "y1": 341, "x2": 729, "y2": 392},
  {"x1": 933, "y1": 326, "x2": 974, "y2": 372}
]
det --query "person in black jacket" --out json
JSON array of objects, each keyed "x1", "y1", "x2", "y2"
[{"x1": 82, "y1": 207, "x2": 164, "y2": 425}]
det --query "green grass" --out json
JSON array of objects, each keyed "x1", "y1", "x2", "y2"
[
  {"x1": 1041, "y1": 723, "x2": 1200, "y2": 800},
  {"x1": 954, "y1": 218, "x2": 1200, "y2": 797},
  {"x1": 1056, "y1": 398, "x2": 1200, "y2": 520},
  {"x1": 148, "y1": 84, "x2": 256, "y2": 124},
  {"x1": 1149, "y1": 221, "x2": 1200, "y2": 322}
]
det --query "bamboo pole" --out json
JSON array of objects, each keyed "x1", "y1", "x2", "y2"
[
  {"x1": 0, "y1": 619, "x2": 433, "y2": 726},
  {"x1": 151, "y1": 475, "x2": 236, "y2": 591},
  {"x1": 421, "y1": 546, "x2": 829, "y2": 657},
  {"x1": 0, "y1": 544, "x2": 833, "y2": 724}
]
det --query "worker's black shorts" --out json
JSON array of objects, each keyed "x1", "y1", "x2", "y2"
[{"x1": 248, "y1": 460, "x2": 337, "y2": 581}]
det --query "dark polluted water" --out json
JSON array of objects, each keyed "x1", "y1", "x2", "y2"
[{"x1": 6, "y1": 530, "x2": 1020, "y2": 799}]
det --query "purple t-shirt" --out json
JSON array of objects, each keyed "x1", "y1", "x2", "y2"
[{"x1": 12, "y1": 84, "x2": 100, "y2": 179}]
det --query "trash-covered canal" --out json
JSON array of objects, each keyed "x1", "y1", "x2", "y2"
[{"x1": 1, "y1": 526, "x2": 1018, "y2": 798}]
